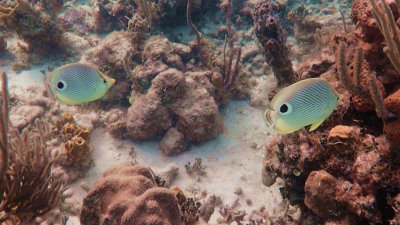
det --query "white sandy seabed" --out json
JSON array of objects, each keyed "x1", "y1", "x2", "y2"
[{"x1": 3, "y1": 65, "x2": 284, "y2": 224}]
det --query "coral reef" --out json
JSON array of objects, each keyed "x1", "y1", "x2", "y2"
[
  {"x1": 252, "y1": 0, "x2": 296, "y2": 87},
  {"x1": 84, "y1": 0, "x2": 250, "y2": 153},
  {"x1": 80, "y1": 162, "x2": 182, "y2": 225},
  {"x1": 261, "y1": 1, "x2": 400, "y2": 223},
  {"x1": 0, "y1": 0, "x2": 67, "y2": 56},
  {"x1": 0, "y1": 72, "x2": 63, "y2": 224},
  {"x1": 112, "y1": 36, "x2": 224, "y2": 146},
  {"x1": 263, "y1": 124, "x2": 399, "y2": 224}
]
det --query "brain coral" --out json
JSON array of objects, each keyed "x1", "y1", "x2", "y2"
[{"x1": 80, "y1": 162, "x2": 182, "y2": 225}]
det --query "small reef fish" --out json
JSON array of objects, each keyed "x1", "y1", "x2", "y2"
[
  {"x1": 43, "y1": 63, "x2": 116, "y2": 105},
  {"x1": 263, "y1": 78, "x2": 343, "y2": 134}
]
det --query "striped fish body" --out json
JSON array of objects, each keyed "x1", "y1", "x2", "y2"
[
  {"x1": 45, "y1": 63, "x2": 116, "y2": 105},
  {"x1": 264, "y1": 78, "x2": 343, "y2": 134}
]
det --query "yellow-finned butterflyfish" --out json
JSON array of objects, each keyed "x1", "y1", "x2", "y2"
[
  {"x1": 43, "y1": 63, "x2": 116, "y2": 105},
  {"x1": 263, "y1": 78, "x2": 343, "y2": 134}
]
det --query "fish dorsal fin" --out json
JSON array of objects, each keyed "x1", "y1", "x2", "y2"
[
  {"x1": 309, "y1": 118, "x2": 325, "y2": 131},
  {"x1": 270, "y1": 78, "x2": 329, "y2": 109}
]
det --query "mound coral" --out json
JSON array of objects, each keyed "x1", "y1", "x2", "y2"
[
  {"x1": 80, "y1": 162, "x2": 182, "y2": 225},
  {"x1": 103, "y1": 36, "x2": 224, "y2": 148},
  {"x1": 252, "y1": 0, "x2": 296, "y2": 87},
  {"x1": 80, "y1": 31, "x2": 140, "y2": 104},
  {"x1": 126, "y1": 91, "x2": 172, "y2": 140},
  {"x1": 0, "y1": 72, "x2": 63, "y2": 224}
]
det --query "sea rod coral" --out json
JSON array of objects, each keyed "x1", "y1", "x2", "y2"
[{"x1": 0, "y1": 72, "x2": 63, "y2": 224}]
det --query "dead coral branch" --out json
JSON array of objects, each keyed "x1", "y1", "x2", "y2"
[
  {"x1": 0, "y1": 71, "x2": 9, "y2": 203},
  {"x1": 223, "y1": 45, "x2": 241, "y2": 90},
  {"x1": 187, "y1": 0, "x2": 204, "y2": 65}
]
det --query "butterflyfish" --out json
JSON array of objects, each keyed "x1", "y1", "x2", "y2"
[
  {"x1": 43, "y1": 63, "x2": 116, "y2": 105},
  {"x1": 263, "y1": 78, "x2": 343, "y2": 134}
]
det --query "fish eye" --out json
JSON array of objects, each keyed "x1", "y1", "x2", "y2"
[
  {"x1": 336, "y1": 97, "x2": 339, "y2": 101},
  {"x1": 280, "y1": 104, "x2": 288, "y2": 113},
  {"x1": 103, "y1": 79, "x2": 107, "y2": 83},
  {"x1": 279, "y1": 103, "x2": 292, "y2": 115},
  {"x1": 56, "y1": 80, "x2": 66, "y2": 90}
]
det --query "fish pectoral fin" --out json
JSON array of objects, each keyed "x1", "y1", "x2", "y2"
[{"x1": 309, "y1": 119, "x2": 325, "y2": 132}]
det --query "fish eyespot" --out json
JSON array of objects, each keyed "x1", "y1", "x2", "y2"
[
  {"x1": 279, "y1": 103, "x2": 292, "y2": 115},
  {"x1": 56, "y1": 80, "x2": 66, "y2": 90}
]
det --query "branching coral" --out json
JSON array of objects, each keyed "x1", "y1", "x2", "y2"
[
  {"x1": 368, "y1": 0, "x2": 400, "y2": 74},
  {"x1": 0, "y1": 72, "x2": 63, "y2": 224},
  {"x1": 336, "y1": 42, "x2": 391, "y2": 121},
  {"x1": 185, "y1": 158, "x2": 206, "y2": 181},
  {"x1": 214, "y1": 0, "x2": 242, "y2": 105},
  {"x1": 186, "y1": 0, "x2": 207, "y2": 67}
]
